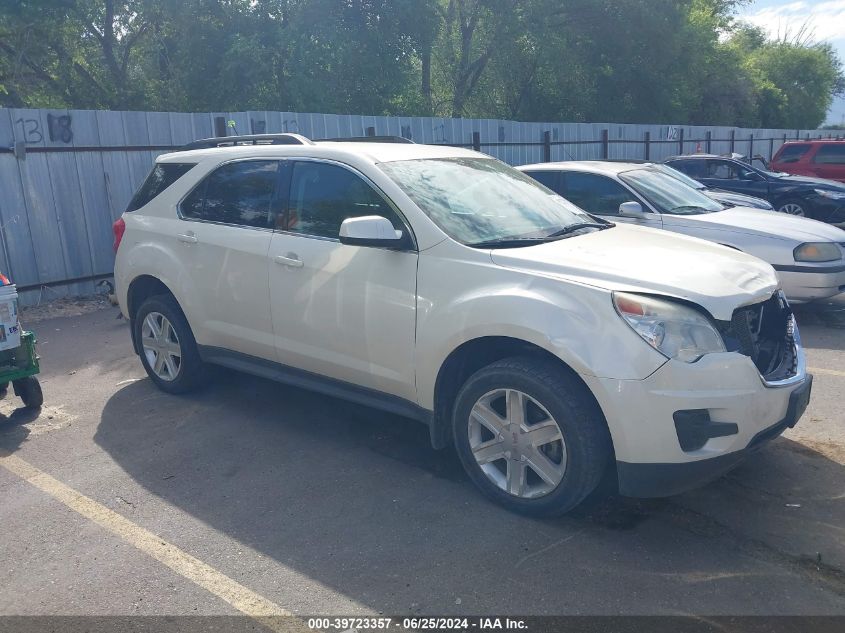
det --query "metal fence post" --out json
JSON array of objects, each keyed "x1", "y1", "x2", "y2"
[
  {"x1": 214, "y1": 116, "x2": 227, "y2": 137},
  {"x1": 729, "y1": 130, "x2": 735, "y2": 153},
  {"x1": 769, "y1": 137, "x2": 774, "y2": 160},
  {"x1": 748, "y1": 133, "x2": 754, "y2": 157},
  {"x1": 365, "y1": 126, "x2": 376, "y2": 137},
  {"x1": 543, "y1": 131, "x2": 551, "y2": 162},
  {"x1": 472, "y1": 131, "x2": 481, "y2": 152},
  {"x1": 601, "y1": 129, "x2": 609, "y2": 159},
  {"x1": 644, "y1": 131, "x2": 650, "y2": 160},
  {"x1": 705, "y1": 131, "x2": 712, "y2": 153},
  {"x1": 678, "y1": 128, "x2": 684, "y2": 155}
]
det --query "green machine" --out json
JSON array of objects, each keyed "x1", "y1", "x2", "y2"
[{"x1": 0, "y1": 331, "x2": 43, "y2": 409}]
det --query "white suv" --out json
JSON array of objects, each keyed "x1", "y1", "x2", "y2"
[{"x1": 114, "y1": 134, "x2": 813, "y2": 516}]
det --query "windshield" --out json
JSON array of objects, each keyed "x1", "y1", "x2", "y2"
[
  {"x1": 619, "y1": 168, "x2": 724, "y2": 215},
  {"x1": 379, "y1": 157, "x2": 599, "y2": 245},
  {"x1": 655, "y1": 163, "x2": 706, "y2": 191}
]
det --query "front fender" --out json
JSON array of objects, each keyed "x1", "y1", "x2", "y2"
[{"x1": 415, "y1": 251, "x2": 667, "y2": 410}]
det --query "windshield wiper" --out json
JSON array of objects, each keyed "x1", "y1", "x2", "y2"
[
  {"x1": 469, "y1": 222, "x2": 613, "y2": 249},
  {"x1": 669, "y1": 205, "x2": 711, "y2": 214},
  {"x1": 544, "y1": 222, "x2": 613, "y2": 238},
  {"x1": 467, "y1": 237, "x2": 553, "y2": 249}
]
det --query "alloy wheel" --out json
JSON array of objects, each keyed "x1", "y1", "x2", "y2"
[
  {"x1": 468, "y1": 388, "x2": 567, "y2": 499},
  {"x1": 779, "y1": 203, "x2": 805, "y2": 216},
  {"x1": 141, "y1": 312, "x2": 182, "y2": 381}
]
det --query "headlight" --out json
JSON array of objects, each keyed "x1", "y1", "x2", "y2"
[
  {"x1": 814, "y1": 189, "x2": 845, "y2": 200},
  {"x1": 613, "y1": 292, "x2": 726, "y2": 363},
  {"x1": 794, "y1": 242, "x2": 841, "y2": 262}
]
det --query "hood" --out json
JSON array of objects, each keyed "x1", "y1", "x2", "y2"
[
  {"x1": 668, "y1": 207, "x2": 845, "y2": 243},
  {"x1": 489, "y1": 224, "x2": 777, "y2": 320},
  {"x1": 705, "y1": 189, "x2": 772, "y2": 209},
  {"x1": 777, "y1": 174, "x2": 845, "y2": 190}
]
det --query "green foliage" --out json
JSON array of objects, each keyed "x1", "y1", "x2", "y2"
[{"x1": 0, "y1": 0, "x2": 841, "y2": 128}]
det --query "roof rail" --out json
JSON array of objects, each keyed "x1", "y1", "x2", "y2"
[
  {"x1": 318, "y1": 136, "x2": 415, "y2": 144},
  {"x1": 180, "y1": 133, "x2": 314, "y2": 151}
]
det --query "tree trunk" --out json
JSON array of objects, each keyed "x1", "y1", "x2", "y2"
[{"x1": 421, "y1": 46, "x2": 432, "y2": 115}]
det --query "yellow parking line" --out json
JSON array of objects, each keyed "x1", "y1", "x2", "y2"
[
  {"x1": 808, "y1": 367, "x2": 845, "y2": 378},
  {"x1": 0, "y1": 451, "x2": 304, "y2": 633}
]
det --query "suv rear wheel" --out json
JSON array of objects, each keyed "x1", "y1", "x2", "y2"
[
  {"x1": 135, "y1": 294, "x2": 208, "y2": 394},
  {"x1": 452, "y1": 356, "x2": 611, "y2": 516}
]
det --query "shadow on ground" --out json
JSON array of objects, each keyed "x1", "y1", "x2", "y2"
[
  {"x1": 0, "y1": 405, "x2": 39, "y2": 453},
  {"x1": 92, "y1": 371, "x2": 845, "y2": 615}
]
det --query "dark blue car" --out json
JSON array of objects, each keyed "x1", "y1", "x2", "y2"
[{"x1": 665, "y1": 154, "x2": 845, "y2": 224}]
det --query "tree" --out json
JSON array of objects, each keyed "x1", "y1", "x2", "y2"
[{"x1": 1, "y1": 0, "x2": 842, "y2": 129}]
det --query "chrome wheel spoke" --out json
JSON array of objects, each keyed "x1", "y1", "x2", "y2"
[
  {"x1": 526, "y1": 419, "x2": 563, "y2": 448},
  {"x1": 472, "y1": 439, "x2": 506, "y2": 465},
  {"x1": 526, "y1": 449, "x2": 565, "y2": 488},
  {"x1": 153, "y1": 351, "x2": 167, "y2": 375},
  {"x1": 506, "y1": 461, "x2": 527, "y2": 497},
  {"x1": 162, "y1": 353, "x2": 179, "y2": 378},
  {"x1": 506, "y1": 389, "x2": 526, "y2": 427},
  {"x1": 471, "y1": 400, "x2": 508, "y2": 436}
]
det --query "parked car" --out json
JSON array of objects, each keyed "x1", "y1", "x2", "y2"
[
  {"x1": 656, "y1": 163, "x2": 774, "y2": 210},
  {"x1": 663, "y1": 153, "x2": 845, "y2": 224},
  {"x1": 770, "y1": 140, "x2": 845, "y2": 184},
  {"x1": 114, "y1": 134, "x2": 811, "y2": 516},
  {"x1": 518, "y1": 161, "x2": 845, "y2": 304}
]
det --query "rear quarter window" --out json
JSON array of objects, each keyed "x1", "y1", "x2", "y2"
[
  {"x1": 774, "y1": 144, "x2": 811, "y2": 164},
  {"x1": 812, "y1": 144, "x2": 845, "y2": 165},
  {"x1": 126, "y1": 163, "x2": 197, "y2": 212}
]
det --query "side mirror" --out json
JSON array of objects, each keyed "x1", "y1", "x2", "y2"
[
  {"x1": 339, "y1": 216, "x2": 405, "y2": 248},
  {"x1": 618, "y1": 201, "x2": 646, "y2": 218}
]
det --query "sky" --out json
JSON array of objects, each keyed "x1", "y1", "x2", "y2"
[{"x1": 737, "y1": 0, "x2": 845, "y2": 126}]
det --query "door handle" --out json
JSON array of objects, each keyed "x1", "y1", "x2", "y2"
[
  {"x1": 274, "y1": 254, "x2": 303, "y2": 268},
  {"x1": 177, "y1": 233, "x2": 198, "y2": 244}
]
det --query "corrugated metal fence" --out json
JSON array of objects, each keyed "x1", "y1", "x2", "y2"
[{"x1": 0, "y1": 107, "x2": 827, "y2": 304}]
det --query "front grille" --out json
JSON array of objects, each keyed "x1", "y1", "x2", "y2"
[{"x1": 717, "y1": 292, "x2": 796, "y2": 382}]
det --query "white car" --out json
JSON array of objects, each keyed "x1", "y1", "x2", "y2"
[
  {"x1": 519, "y1": 161, "x2": 845, "y2": 304},
  {"x1": 114, "y1": 134, "x2": 812, "y2": 516}
]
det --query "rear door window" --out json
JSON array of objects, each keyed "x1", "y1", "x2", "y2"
[
  {"x1": 776, "y1": 144, "x2": 812, "y2": 163},
  {"x1": 180, "y1": 161, "x2": 280, "y2": 228},
  {"x1": 558, "y1": 172, "x2": 634, "y2": 215},
  {"x1": 812, "y1": 145, "x2": 845, "y2": 165},
  {"x1": 522, "y1": 170, "x2": 561, "y2": 193},
  {"x1": 126, "y1": 163, "x2": 196, "y2": 212}
]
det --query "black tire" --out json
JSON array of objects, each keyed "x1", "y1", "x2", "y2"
[
  {"x1": 13, "y1": 376, "x2": 43, "y2": 409},
  {"x1": 134, "y1": 294, "x2": 208, "y2": 394},
  {"x1": 776, "y1": 198, "x2": 806, "y2": 217},
  {"x1": 452, "y1": 356, "x2": 612, "y2": 516}
]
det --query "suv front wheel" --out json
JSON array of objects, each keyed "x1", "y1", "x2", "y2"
[
  {"x1": 452, "y1": 356, "x2": 611, "y2": 516},
  {"x1": 135, "y1": 294, "x2": 208, "y2": 394}
]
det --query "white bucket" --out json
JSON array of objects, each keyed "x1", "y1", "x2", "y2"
[{"x1": 0, "y1": 284, "x2": 21, "y2": 352}]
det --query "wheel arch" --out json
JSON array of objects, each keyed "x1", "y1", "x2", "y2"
[
  {"x1": 126, "y1": 275, "x2": 179, "y2": 355},
  {"x1": 428, "y1": 336, "x2": 609, "y2": 453}
]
